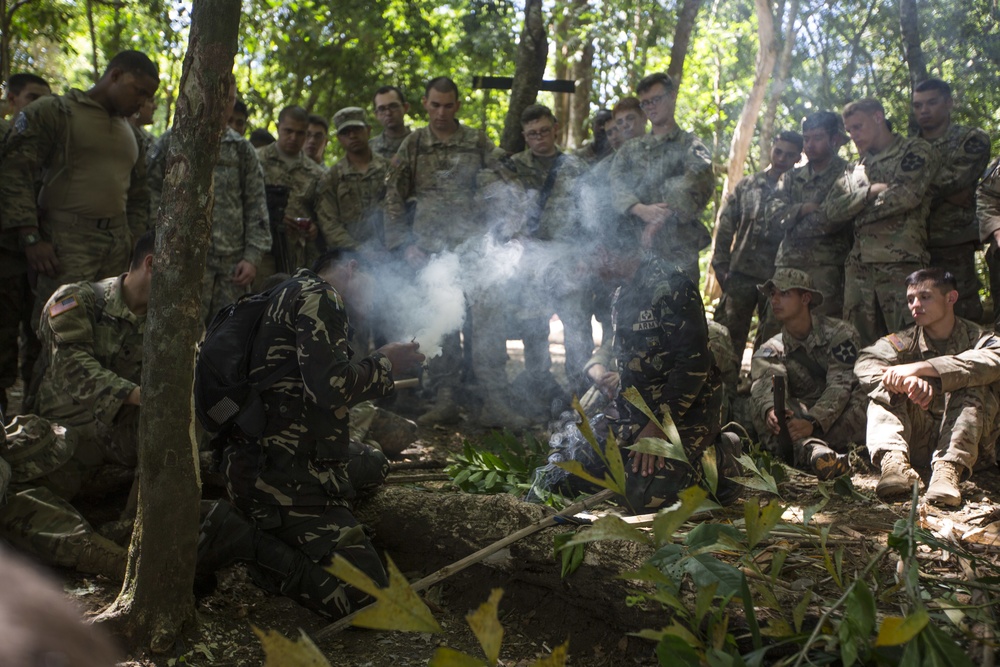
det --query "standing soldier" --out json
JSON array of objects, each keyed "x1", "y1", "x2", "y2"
[
  {"x1": 304, "y1": 114, "x2": 330, "y2": 168},
  {"x1": 610, "y1": 72, "x2": 715, "y2": 283},
  {"x1": 768, "y1": 112, "x2": 851, "y2": 320},
  {"x1": 0, "y1": 51, "x2": 158, "y2": 325},
  {"x1": 978, "y1": 159, "x2": 1000, "y2": 326},
  {"x1": 712, "y1": 131, "x2": 802, "y2": 354},
  {"x1": 369, "y1": 85, "x2": 411, "y2": 159},
  {"x1": 316, "y1": 107, "x2": 389, "y2": 253},
  {"x1": 574, "y1": 109, "x2": 613, "y2": 165},
  {"x1": 823, "y1": 98, "x2": 938, "y2": 345},
  {"x1": 0, "y1": 73, "x2": 52, "y2": 415},
  {"x1": 383, "y1": 77, "x2": 501, "y2": 425},
  {"x1": 148, "y1": 78, "x2": 271, "y2": 326},
  {"x1": 256, "y1": 105, "x2": 326, "y2": 282},
  {"x1": 912, "y1": 78, "x2": 991, "y2": 321}
]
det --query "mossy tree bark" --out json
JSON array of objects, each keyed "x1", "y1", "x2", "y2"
[
  {"x1": 499, "y1": 0, "x2": 548, "y2": 154},
  {"x1": 94, "y1": 0, "x2": 240, "y2": 652}
]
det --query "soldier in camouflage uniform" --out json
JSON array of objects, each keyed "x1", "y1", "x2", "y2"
[
  {"x1": 27, "y1": 232, "x2": 154, "y2": 498},
  {"x1": 369, "y1": 85, "x2": 411, "y2": 159},
  {"x1": 383, "y1": 77, "x2": 502, "y2": 425},
  {"x1": 148, "y1": 80, "x2": 271, "y2": 326},
  {"x1": 911, "y1": 79, "x2": 991, "y2": 321},
  {"x1": 609, "y1": 73, "x2": 715, "y2": 283},
  {"x1": 198, "y1": 250, "x2": 424, "y2": 619},
  {"x1": 766, "y1": 112, "x2": 851, "y2": 321},
  {"x1": 855, "y1": 268, "x2": 1000, "y2": 507},
  {"x1": 584, "y1": 241, "x2": 725, "y2": 511},
  {"x1": 0, "y1": 51, "x2": 158, "y2": 329},
  {"x1": 978, "y1": 158, "x2": 1000, "y2": 326},
  {"x1": 712, "y1": 131, "x2": 802, "y2": 354},
  {"x1": 128, "y1": 96, "x2": 156, "y2": 155},
  {"x1": 750, "y1": 269, "x2": 865, "y2": 479},
  {"x1": 304, "y1": 114, "x2": 329, "y2": 168},
  {"x1": 0, "y1": 414, "x2": 126, "y2": 580},
  {"x1": 316, "y1": 107, "x2": 389, "y2": 253},
  {"x1": 822, "y1": 98, "x2": 939, "y2": 346},
  {"x1": 573, "y1": 109, "x2": 613, "y2": 166},
  {"x1": 255, "y1": 106, "x2": 327, "y2": 284},
  {"x1": 0, "y1": 73, "x2": 51, "y2": 415}
]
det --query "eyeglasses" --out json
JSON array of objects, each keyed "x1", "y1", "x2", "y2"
[
  {"x1": 524, "y1": 126, "x2": 553, "y2": 140},
  {"x1": 639, "y1": 93, "x2": 670, "y2": 109},
  {"x1": 375, "y1": 103, "x2": 402, "y2": 114}
]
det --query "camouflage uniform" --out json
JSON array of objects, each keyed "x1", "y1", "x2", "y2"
[
  {"x1": 315, "y1": 152, "x2": 389, "y2": 251},
  {"x1": 0, "y1": 90, "x2": 151, "y2": 324},
  {"x1": 922, "y1": 124, "x2": 991, "y2": 321},
  {"x1": 750, "y1": 314, "x2": 867, "y2": 464},
  {"x1": 369, "y1": 127, "x2": 411, "y2": 160},
  {"x1": 148, "y1": 128, "x2": 271, "y2": 325},
  {"x1": 767, "y1": 156, "x2": 852, "y2": 318},
  {"x1": 222, "y1": 268, "x2": 393, "y2": 619},
  {"x1": 609, "y1": 129, "x2": 715, "y2": 282},
  {"x1": 31, "y1": 276, "x2": 143, "y2": 489},
  {"x1": 255, "y1": 143, "x2": 326, "y2": 282},
  {"x1": 585, "y1": 255, "x2": 722, "y2": 511},
  {"x1": 978, "y1": 158, "x2": 1000, "y2": 326},
  {"x1": 855, "y1": 319, "x2": 1000, "y2": 475},
  {"x1": 712, "y1": 171, "x2": 782, "y2": 353},
  {"x1": 822, "y1": 136, "x2": 939, "y2": 345}
]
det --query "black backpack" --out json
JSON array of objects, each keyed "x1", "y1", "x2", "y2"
[{"x1": 194, "y1": 277, "x2": 299, "y2": 436}]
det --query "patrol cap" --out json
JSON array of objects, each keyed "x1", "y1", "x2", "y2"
[
  {"x1": 758, "y1": 268, "x2": 825, "y2": 306},
  {"x1": 0, "y1": 415, "x2": 77, "y2": 483},
  {"x1": 333, "y1": 107, "x2": 368, "y2": 133}
]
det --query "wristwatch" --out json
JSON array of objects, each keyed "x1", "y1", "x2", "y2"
[{"x1": 19, "y1": 230, "x2": 42, "y2": 250}]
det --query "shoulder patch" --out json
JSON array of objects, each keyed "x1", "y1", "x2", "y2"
[
  {"x1": 900, "y1": 151, "x2": 926, "y2": 172},
  {"x1": 831, "y1": 340, "x2": 858, "y2": 364},
  {"x1": 49, "y1": 295, "x2": 79, "y2": 318},
  {"x1": 884, "y1": 333, "x2": 906, "y2": 351},
  {"x1": 324, "y1": 288, "x2": 345, "y2": 309},
  {"x1": 964, "y1": 135, "x2": 989, "y2": 155}
]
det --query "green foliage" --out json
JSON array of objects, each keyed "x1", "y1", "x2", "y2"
[{"x1": 445, "y1": 430, "x2": 550, "y2": 496}]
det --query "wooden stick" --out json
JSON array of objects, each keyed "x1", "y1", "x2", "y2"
[
  {"x1": 392, "y1": 378, "x2": 421, "y2": 390},
  {"x1": 314, "y1": 488, "x2": 616, "y2": 639},
  {"x1": 388, "y1": 460, "x2": 445, "y2": 472},
  {"x1": 385, "y1": 473, "x2": 451, "y2": 484}
]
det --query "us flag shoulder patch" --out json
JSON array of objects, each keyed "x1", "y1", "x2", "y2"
[
  {"x1": 885, "y1": 333, "x2": 906, "y2": 351},
  {"x1": 49, "y1": 295, "x2": 79, "y2": 317}
]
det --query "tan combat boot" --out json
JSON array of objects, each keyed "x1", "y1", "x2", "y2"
[
  {"x1": 926, "y1": 461, "x2": 963, "y2": 508},
  {"x1": 417, "y1": 388, "x2": 461, "y2": 426},
  {"x1": 875, "y1": 450, "x2": 921, "y2": 500},
  {"x1": 76, "y1": 533, "x2": 127, "y2": 581},
  {"x1": 805, "y1": 438, "x2": 851, "y2": 481}
]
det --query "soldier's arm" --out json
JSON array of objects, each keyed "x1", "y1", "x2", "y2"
[
  {"x1": 240, "y1": 142, "x2": 272, "y2": 266},
  {"x1": 711, "y1": 189, "x2": 738, "y2": 277},
  {"x1": 821, "y1": 166, "x2": 869, "y2": 225},
  {"x1": 749, "y1": 338, "x2": 786, "y2": 423},
  {"x1": 854, "y1": 337, "x2": 902, "y2": 402},
  {"x1": 382, "y1": 138, "x2": 416, "y2": 252},
  {"x1": 673, "y1": 140, "x2": 715, "y2": 220},
  {"x1": 859, "y1": 143, "x2": 940, "y2": 224},
  {"x1": 45, "y1": 289, "x2": 139, "y2": 425},
  {"x1": 609, "y1": 143, "x2": 643, "y2": 215},
  {"x1": 977, "y1": 160, "x2": 1000, "y2": 243},
  {"x1": 126, "y1": 125, "x2": 152, "y2": 238},
  {"x1": 809, "y1": 330, "x2": 861, "y2": 431},
  {"x1": 934, "y1": 128, "x2": 991, "y2": 199},
  {"x1": 764, "y1": 171, "x2": 801, "y2": 231},
  {"x1": 146, "y1": 131, "x2": 170, "y2": 225},
  {"x1": 0, "y1": 103, "x2": 62, "y2": 231},
  {"x1": 314, "y1": 170, "x2": 359, "y2": 251},
  {"x1": 925, "y1": 333, "x2": 1000, "y2": 392},
  {"x1": 654, "y1": 279, "x2": 712, "y2": 418}
]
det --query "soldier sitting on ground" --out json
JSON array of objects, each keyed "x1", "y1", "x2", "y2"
[
  {"x1": 855, "y1": 268, "x2": 1000, "y2": 507},
  {"x1": 750, "y1": 269, "x2": 866, "y2": 480},
  {"x1": 196, "y1": 249, "x2": 424, "y2": 620}
]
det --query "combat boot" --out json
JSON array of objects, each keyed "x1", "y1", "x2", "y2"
[
  {"x1": 875, "y1": 450, "x2": 921, "y2": 500},
  {"x1": 474, "y1": 395, "x2": 532, "y2": 431},
  {"x1": 196, "y1": 500, "x2": 257, "y2": 577},
  {"x1": 713, "y1": 431, "x2": 743, "y2": 506},
  {"x1": 804, "y1": 438, "x2": 851, "y2": 481},
  {"x1": 926, "y1": 461, "x2": 963, "y2": 508},
  {"x1": 367, "y1": 410, "x2": 418, "y2": 459},
  {"x1": 416, "y1": 388, "x2": 461, "y2": 426},
  {"x1": 76, "y1": 533, "x2": 127, "y2": 581}
]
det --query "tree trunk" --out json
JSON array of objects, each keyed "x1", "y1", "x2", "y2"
[
  {"x1": 569, "y1": 38, "x2": 594, "y2": 148},
  {"x1": 759, "y1": 0, "x2": 800, "y2": 168},
  {"x1": 667, "y1": 0, "x2": 706, "y2": 85},
  {"x1": 85, "y1": 0, "x2": 99, "y2": 82},
  {"x1": 499, "y1": 0, "x2": 548, "y2": 154},
  {"x1": 93, "y1": 0, "x2": 241, "y2": 652},
  {"x1": 899, "y1": 0, "x2": 928, "y2": 90},
  {"x1": 706, "y1": 0, "x2": 777, "y2": 299}
]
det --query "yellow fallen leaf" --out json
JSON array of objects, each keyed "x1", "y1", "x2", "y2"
[
  {"x1": 253, "y1": 627, "x2": 331, "y2": 667},
  {"x1": 327, "y1": 554, "x2": 442, "y2": 633},
  {"x1": 428, "y1": 647, "x2": 488, "y2": 667},
  {"x1": 529, "y1": 639, "x2": 569, "y2": 667},
  {"x1": 466, "y1": 589, "x2": 504, "y2": 666},
  {"x1": 874, "y1": 607, "x2": 929, "y2": 646}
]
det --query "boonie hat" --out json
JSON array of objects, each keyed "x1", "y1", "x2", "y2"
[
  {"x1": 1, "y1": 415, "x2": 77, "y2": 483},
  {"x1": 333, "y1": 107, "x2": 368, "y2": 133},
  {"x1": 758, "y1": 268, "x2": 825, "y2": 306}
]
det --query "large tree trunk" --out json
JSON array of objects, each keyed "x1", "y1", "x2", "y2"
[
  {"x1": 759, "y1": 0, "x2": 800, "y2": 168},
  {"x1": 899, "y1": 0, "x2": 928, "y2": 90},
  {"x1": 667, "y1": 0, "x2": 707, "y2": 85},
  {"x1": 569, "y1": 38, "x2": 594, "y2": 148},
  {"x1": 500, "y1": 0, "x2": 548, "y2": 154},
  {"x1": 706, "y1": 0, "x2": 777, "y2": 299},
  {"x1": 94, "y1": 0, "x2": 241, "y2": 652}
]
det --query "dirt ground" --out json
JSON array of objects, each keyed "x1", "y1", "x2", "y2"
[{"x1": 19, "y1": 326, "x2": 1000, "y2": 666}]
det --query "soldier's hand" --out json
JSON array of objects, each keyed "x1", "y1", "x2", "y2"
[
  {"x1": 595, "y1": 371, "x2": 620, "y2": 399},
  {"x1": 786, "y1": 417, "x2": 814, "y2": 440},
  {"x1": 901, "y1": 376, "x2": 934, "y2": 410},
  {"x1": 881, "y1": 361, "x2": 936, "y2": 393},
  {"x1": 628, "y1": 451, "x2": 665, "y2": 477},
  {"x1": 124, "y1": 386, "x2": 141, "y2": 406},
  {"x1": 232, "y1": 260, "x2": 257, "y2": 287},
  {"x1": 26, "y1": 241, "x2": 60, "y2": 277},
  {"x1": 379, "y1": 342, "x2": 425, "y2": 375},
  {"x1": 765, "y1": 408, "x2": 793, "y2": 435},
  {"x1": 631, "y1": 202, "x2": 671, "y2": 227},
  {"x1": 866, "y1": 183, "x2": 889, "y2": 201}
]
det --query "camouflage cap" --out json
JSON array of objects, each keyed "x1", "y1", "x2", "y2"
[
  {"x1": 758, "y1": 268, "x2": 825, "y2": 306},
  {"x1": 0, "y1": 415, "x2": 77, "y2": 483},
  {"x1": 333, "y1": 107, "x2": 368, "y2": 133}
]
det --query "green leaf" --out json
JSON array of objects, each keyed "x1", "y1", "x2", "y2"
[
  {"x1": 839, "y1": 584, "x2": 877, "y2": 666},
  {"x1": 792, "y1": 589, "x2": 812, "y2": 633},
  {"x1": 653, "y1": 486, "x2": 709, "y2": 544},
  {"x1": 327, "y1": 554, "x2": 442, "y2": 633},
  {"x1": 731, "y1": 455, "x2": 780, "y2": 495},
  {"x1": 428, "y1": 647, "x2": 487, "y2": 667},
  {"x1": 684, "y1": 522, "x2": 744, "y2": 553},
  {"x1": 628, "y1": 436, "x2": 690, "y2": 463},
  {"x1": 918, "y1": 623, "x2": 976, "y2": 667},
  {"x1": 554, "y1": 533, "x2": 585, "y2": 578},
  {"x1": 684, "y1": 553, "x2": 745, "y2": 598},
  {"x1": 801, "y1": 496, "x2": 829, "y2": 527},
  {"x1": 553, "y1": 460, "x2": 624, "y2": 495},
  {"x1": 874, "y1": 607, "x2": 929, "y2": 646},
  {"x1": 566, "y1": 515, "x2": 649, "y2": 546},
  {"x1": 694, "y1": 580, "x2": 719, "y2": 622},
  {"x1": 744, "y1": 497, "x2": 784, "y2": 549},
  {"x1": 654, "y1": 634, "x2": 702, "y2": 666},
  {"x1": 621, "y1": 387, "x2": 682, "y2": 446},
  {"x1": 702, "y1": 446, "x2": 718, "y2": 494},
  {"x1": 741, "y1": 570, "x2": 762, "y2": 650},
  {"x1": 604, "y1": 427, "x2": 629, "y2": 495},
  {"x1": 466, "y1": 589, "x2": 503, "y2": 666}
]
